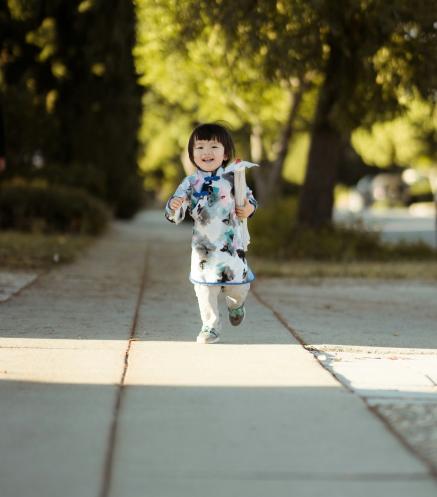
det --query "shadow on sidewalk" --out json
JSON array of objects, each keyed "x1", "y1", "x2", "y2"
[{"x1": 1, "y1": 379, "x2": 434, "y2": 497}]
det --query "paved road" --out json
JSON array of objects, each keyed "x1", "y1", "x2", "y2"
[{"x1": 0, "y1": 210, "x2": 436, "y2": 497}]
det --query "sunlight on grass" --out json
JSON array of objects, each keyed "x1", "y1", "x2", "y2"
[
  {"x1": 0, "y1": 232, "x2": 94, "y2": 269},
  {"x1": 252, "y1": 258, "x2": 437, "y2": 281}
]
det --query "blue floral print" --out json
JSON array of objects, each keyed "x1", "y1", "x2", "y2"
[{"x1": 165, "y1": 164, "x2": 257, "y2": 286}]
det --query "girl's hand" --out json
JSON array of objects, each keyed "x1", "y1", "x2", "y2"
[
  {"x1": 170, "y1": 196, "x2": 186, "y2": 210},
  {"x1": 236, "y1": 198, "x2": 255, "y2": 219}
]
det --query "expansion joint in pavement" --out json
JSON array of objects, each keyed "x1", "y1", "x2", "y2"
[
  {"x1": 0, "y1": 270, "x2": 44, "y2": 304},
  {"x1": 366, "y1": 401, "x2": 437, "y2": 480},
  {"x1": 252, "y1": 284, "x2": 437, "y2": 482},
  {"x1": 252, "y1": 285, "x2": 356, "y2": 398},
  {"x1": 251, "y1": 285, "x2": 306, "y2": 347},
  {"x1": 98, "y1": 249, "x2": 149, "y2": 497}
]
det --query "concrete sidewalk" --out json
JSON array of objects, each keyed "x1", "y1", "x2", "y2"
[{"x1": 0, "y1": 210, "x2": 436, "y2": 497}]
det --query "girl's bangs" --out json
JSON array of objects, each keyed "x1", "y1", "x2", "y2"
[{"x1": 193, "y1": 130, "x2": 224, "y2": 143}]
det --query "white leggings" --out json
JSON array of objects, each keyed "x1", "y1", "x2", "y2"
[{"x1": 194, "y1": 283, "x2": 250, "y2": 331}]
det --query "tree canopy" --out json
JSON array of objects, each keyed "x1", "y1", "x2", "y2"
[
  {"x1": 2, "y1": 1, "x2": 435, "y2": 226},
  {"x1": 136, "y1": 0, "x2": 436, "y2": 225},
  {"x1": 175, "y1": 0, "x2": 436, "y2": 127},
  {"x1": 1, "y1": 0, "x2": 144, "y2": 217}
]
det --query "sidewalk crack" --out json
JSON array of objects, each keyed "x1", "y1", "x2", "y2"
[{"x1": 98, "y1": 250, "x2": 148, "y2": 497}]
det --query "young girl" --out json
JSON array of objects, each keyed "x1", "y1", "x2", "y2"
[{"x1": 165, "y1": 123, "x2": 258, "y2": 344}]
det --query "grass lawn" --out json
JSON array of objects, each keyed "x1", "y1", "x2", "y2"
[
  {"x1": 252, "y1": 257, "x2": 437, "y2": 281},
  {"x1": 0, "y1": 231, "x2": 95, "y2": 270}
]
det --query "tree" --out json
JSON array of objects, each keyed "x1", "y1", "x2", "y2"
[
  {"x1": 0, "y1": 0, "x2": 144, "y2": 217},
  {"x1": 135, "y1": 0, "x2": 312, "y2": 204},
  {"x1": 352, "y1": 97, "x2": 437, "y2": 169},
  {"x1": 173, "y1": 0, "x2": 437, "y2": 227}
]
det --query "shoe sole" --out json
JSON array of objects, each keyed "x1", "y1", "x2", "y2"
[
  {"x1": 196, "y1": 335, "x2": 220, "y2": 344},
  {"x1": 229, "y1": 311, "x2": 245, "y2": 327}
]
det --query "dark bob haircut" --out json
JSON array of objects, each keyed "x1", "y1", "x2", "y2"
[{"x1": 188, "y1": 123, "x2": 235, "y2": 168}]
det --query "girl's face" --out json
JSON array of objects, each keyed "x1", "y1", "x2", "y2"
[{"x1": 192, "y1": 139, "x2": 227, "y2": 171}]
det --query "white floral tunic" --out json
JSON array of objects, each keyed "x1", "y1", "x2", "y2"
[{"x1": 165, "y1": 163, "x2": 258, "y2": 286}]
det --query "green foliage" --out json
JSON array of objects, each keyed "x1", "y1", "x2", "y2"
[
  {"x1": 4, "y1": 161, "x2": 108, "y2": 199},
  {"x1": 131, "y1": 0, "x2": 437, "y2": 230},
  {"x1": 134, "y1": 0, "x2": 298, "y2": 195},
  {"x1": 1, "y1": 85, "x2": 61, "y2": 164},
  {"x1": 249, "y1": 196, "x2": 437, "y2": 261},
  {"x1": 1, "y1": 0, "x2": 144, "y2": 218},
  {"x1": 249, "y1": 197, "x2": 300, "y2": 257},
  {"x1": 352, "y1": 97, "x2": 437, "y2": 169},
  {"x1": 251, "y1": 259, "x2": 437, "y2": 281},
  {"x1": 114, "y1": 173, "x2": 146, "y2": 219},
  {"x1": 0, "y1": 231, "x2": 93, "y2": 269},
  {"x1": 0, "y1": 181, "x2": 110, "y2": 234},
  {"x1": 41, "y1": 162, "x2": 108, "y2": 199},
  {"x1": 178, "y1": 0, "x2": 437, "y2": 130}
]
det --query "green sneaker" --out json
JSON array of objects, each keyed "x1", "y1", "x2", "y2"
[
  {"x1": 196, "y1": 327, "x2": 220, "y2": 344},
  {"x1": 228, "y1": 305, "x2": 245, "y2": 326}
]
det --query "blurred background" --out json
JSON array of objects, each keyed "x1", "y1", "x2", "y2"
[{"x1": 1, "y1": 0, "x2": 436, "y2": 268}]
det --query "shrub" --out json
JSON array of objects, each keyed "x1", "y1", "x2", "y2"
[
  {"x1": 34, "y1": 162, "x2": 108, "y2": 199},
  {"x1": 249, "y1": 197, "x2": 300, "y2": 258},
  {"x1": 0, "y1": 181, "x2": 110, "y2": 235},
  {"x1": 249, "y1": 196, "x2": 437, "y2": 261},
  {"x1": 1, "y1": 163, "x2": 145, "y2": 220},
  {"x1": 114, "y1": 174, "x2": 146, "y2": 219}
]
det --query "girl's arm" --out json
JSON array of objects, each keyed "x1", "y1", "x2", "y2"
[
  {"x1": 165, "y1": 177, "x2": 192, "y2": 224},
  {"x1": 236, "y1": 187, "x2": 257, "y2": 219},
  {"x1": 246, "y1": 186, "x2": 258, "y2": 218}
]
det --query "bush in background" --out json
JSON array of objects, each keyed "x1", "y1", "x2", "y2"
[
  {"x1": 113, "y1": 173, "x2": 146, "y2": 219},
  {"x1": 0, "y1": 181, "x2": 110, "y2": 235},
  {"x1": 250, "y1": 196, "x2": 437, "y2": 261},
  {"x1": 1, "y1": 1, "x2": 144, "y2": 219}
]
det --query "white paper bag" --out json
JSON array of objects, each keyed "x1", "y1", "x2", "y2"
[{"x1": 227, "y1": 160, "x2": 259, "y2": 251}]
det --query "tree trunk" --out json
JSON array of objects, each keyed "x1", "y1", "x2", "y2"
[
  {"x1": 297, "y1": 43, "x2": 344, "y2": 228},
  {"x1": 251, "y1": 86, "x2": 304, "y2": 205},
  {"x1": 266, "y1": 86, "x2": 304, "y2": 198},
  {"x1": 0, "y1": 100, "x2": 5, "y2": 159},
  {"x1": 250, "y1": 123, "x2": 269, "y2": 203}
]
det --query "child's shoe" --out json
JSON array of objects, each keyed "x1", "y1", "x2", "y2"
[
  {"x1": 196, "y1": 327, "x2": 220, "y2": 344},
  {"x1": 228, "y1": 305, "x2": 245, "y2": 326}
]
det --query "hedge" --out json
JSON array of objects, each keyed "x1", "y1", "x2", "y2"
[
  {"x1": 0, "y1": 182, "x2": 110, "y2": 235},
  {"x1": 250, "y1": 196, "x2": 437, "y2": 261}
]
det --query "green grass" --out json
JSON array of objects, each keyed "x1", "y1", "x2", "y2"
[
  {"x1": 0, "y1": 231, "x2": 95, "y2": 270},
  {"x1": 249, "y1": 197, "x2": 437, "y2": 267},
  {"x1": 252, "y1": 257, "x2": 437, "y2": 281},
  {"x1": 248, "y1": 196, "x2": 437, "y2": 280}
]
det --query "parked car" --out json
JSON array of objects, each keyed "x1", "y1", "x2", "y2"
[{"x1": 355, "y1": 169, "x2": 433, "y2": 208}]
